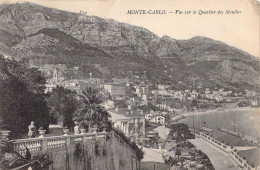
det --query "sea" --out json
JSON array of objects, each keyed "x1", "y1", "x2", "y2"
[{"x1": 180, "y1": 107, "x2": 260, "y2": 139}]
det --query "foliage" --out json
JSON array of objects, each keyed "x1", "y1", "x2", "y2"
[
  {"x1": 0, "y1": 55, "x2": 49, "y2": 138},
  {"x1": 237, "y1": 100, "x2": 250, "y2": 107},
  {"x1": 0, "y1": 138, "x2": 14, "y2": 161},
  {"x1": 0, "y1": 138, "x2": 53, "y2": 170},
  {"x1": 175, "y1": 147, "x2": 181, "y2": 159},
  {"x1": 167, "y1": 123, "x2": 194, "y2": 142},
  {"x1": 74, "y1": 87, "x2": 110, "y2": 132},
  {"x1": 164, "y1": 114, "x2": 171, "y2": 124},
  {"x1": 129, "y1": 142, "x2": 144, "y2": 161},
  {"x1": 165, "y1": 156, "x2": 178, "y2": 167},
  {"x1": 46, "y1": 86, "x2": 79, "y2": 128}
]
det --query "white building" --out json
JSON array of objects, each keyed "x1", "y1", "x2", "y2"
[
  {"x1": 108, "y1": 108, "x2": 146, "y2": 143},
  {"x1": 151, "y1": 115, "x2": 165, "y2": 124},
  {"x1": 145, "y1": 113, "x2": 153, "y2": 121}
]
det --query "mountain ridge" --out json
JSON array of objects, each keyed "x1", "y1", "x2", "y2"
[{"x1": 0, "y1": 2, "x2": 259, "y2": 91}]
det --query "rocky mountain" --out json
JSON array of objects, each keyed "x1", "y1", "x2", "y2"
[{"x1": 0, "y1": 2, "x2": 259, "y2": 90}]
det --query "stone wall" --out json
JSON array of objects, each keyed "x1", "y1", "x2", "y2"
[
  {"x1": 47, "y1": 138, "x2": 139, "y2": 170},
  {"x1": 13, "y1": 132, "x2": 140, "y2": 170}
]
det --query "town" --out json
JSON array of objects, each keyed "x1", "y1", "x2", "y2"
[
  {"x1": 1, "y1": 58, "x2": 259, "y2": 170},
  {"x1": 38, "y1": 63, "x2": 260, "y2": 169}
]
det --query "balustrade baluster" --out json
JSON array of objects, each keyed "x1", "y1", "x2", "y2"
[
  {"x1": 32, "y1": 142, "x2": 36, "y2": 152},
  {"x1": 48, "y1": 140, "x2": 51, "y2": 148},
  {"x1": 48, "y1": 140, "x2": 52, "y2": 149},
  {"x1": 30, "y1": 142, "x2": 33, "y2": 152},
  {"x1": 52, "y1": 140, "x2": 55, "y2": 148},
  {"x1": 54, "y1": 140, "x2": 57, "y2": 148}
]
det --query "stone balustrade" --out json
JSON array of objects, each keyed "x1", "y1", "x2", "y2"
[
  {"x1": 200, "y1": 132, "x2": 230, "y2": 152},
  {"x1": 199, "y1": 132, "x2": 256, "y2": 170},
  {"x1": 12, "y1": 131, "x2": 107, "y2": 156},
  {"x1": 13, "y1": 138, "x2": 43, "y2": 155},
  {"x1": 230, "y1": 148, "x2": 255, "y2": 170},
  {"x1": 5, "y1": 130, "x2": 140, "y2": 170}
]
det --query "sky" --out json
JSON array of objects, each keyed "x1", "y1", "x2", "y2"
[{"x1": 1, "y1": 0, "x2": 260, "y2": 57}]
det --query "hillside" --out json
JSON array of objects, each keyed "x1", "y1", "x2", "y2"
[{"x1": 0, "y1": 2, "x2": 259, "y2": 90}]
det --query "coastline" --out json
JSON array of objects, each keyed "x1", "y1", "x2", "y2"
[{"x1": 181, "y1": 107, "x2": 259, "y2": 117}]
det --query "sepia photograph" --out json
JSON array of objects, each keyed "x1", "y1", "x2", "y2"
[{"x1": 0, "y1": 0, "x2": 259, "y2": 169}]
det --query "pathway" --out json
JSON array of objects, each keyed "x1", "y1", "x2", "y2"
[{"x1": 141, "y1": 147, "x2": 164, "y2": 163}]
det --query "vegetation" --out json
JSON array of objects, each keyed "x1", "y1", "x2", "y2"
[
  {"x1": 141, "y1": 162, "x2": 169, "y2": 170},
  {"x1": 0, "y1": 138, "x2": 53, "y2": 169},
  {"x1": 237, "y1": 100, "x2": 250, "y2": 107},
  {"x1": 167, "y1": 123, "x2": 194, "y2": 143},
  {"x1": 165, "y1": 156, "x2": 178, "y2": 168},
  {"x1": 46, "y1": 86, "x2": 79, "y2": 129},
  {"x1": 74, "y1": 87, "x2": 110, "y2": 132},
  {"x1": 0, "y1": 55, "x2": 50, "y2": 138}
]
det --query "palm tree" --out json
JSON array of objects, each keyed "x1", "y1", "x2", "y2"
[{"x1": 76, "y1": 87, "x2": 110, "y2": 132}]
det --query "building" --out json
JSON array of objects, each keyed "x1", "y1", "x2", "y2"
[
  {"x1": 45, "y1": 84, "x2": 57, "y2": 93},
  {"x1": 108, "y1": 108, "x2": 146, "y2": 143},
  {"x1": 158, "y1": 84, "x2": 170, "y2": 90},
  {"x1": 251, "y1": 99, "x2": 258, "y2": 106},
  {"x1": 102, "y1": 100, "x2": 115, "y2": 109},
  {"x1": 136, "y1": 87, "x2": 143, "y2": 97},
  {"x1": 145, "y1": 113, "x2": 153, "y2": 121},
  {"x1": 104, "y1": 83, "x2": 126, "y2": 98},
  {"x1": 151, "y1": 115, "x2": 165, "y2": 124},
  {"x1": 145, "y1": 130, "x2": 159, "y2": 145}
]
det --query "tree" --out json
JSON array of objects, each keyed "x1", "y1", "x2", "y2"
[
  {"x1": 175, "y1": 147, "x2": 181, "y2": 160},
  {"x1": 168, "y1": 123, "x2": 194, "y2": 143},
  {"x1": 0, "y1": 55, "x2": 49, "y2": 138},
  {"x1": 164, "y1": 114, "x2": 171, "y2": 124},
  {"x1": 75, "y1": 87, "x2": 110, "y2": 132},
  {"x1": 46, "y1": 86, "x2": 79, "y2": 128}
]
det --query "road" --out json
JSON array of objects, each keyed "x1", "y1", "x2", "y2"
[
  {"x1": 188, "y1": 138, "x2": 241, "y2": 170},
  {"x1": 141, "y1": 147, "x2": 165, "y2": 163}
]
